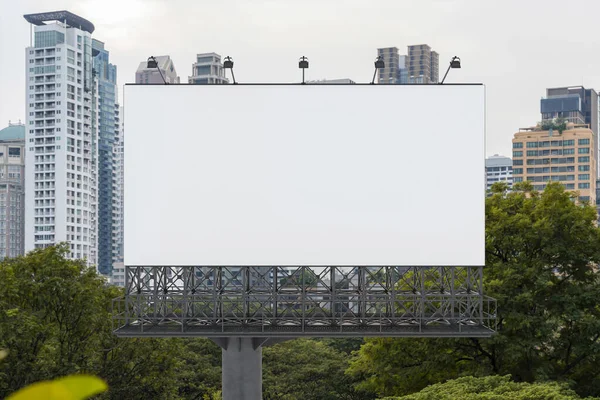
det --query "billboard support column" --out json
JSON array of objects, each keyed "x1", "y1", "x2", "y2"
[{"x1": 221, "y1": 337, "x2": 263, "y2": 400}]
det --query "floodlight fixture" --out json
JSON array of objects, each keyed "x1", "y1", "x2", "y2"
[
  {"x1": 147, "y1": 56, "x2": 167, "y2": 84},
  {"x1": 299, "y1": 56, "x2": 309, "y2": 84},
  {"x1": 371, "y1": 56, "x2": 385, "y2": 84},
  {"x1": 223, "y1": 56, "x2": 237, "y2": 84},
  {"x1": 441, "y1": 56, "x2": 461, "y2": 84}
]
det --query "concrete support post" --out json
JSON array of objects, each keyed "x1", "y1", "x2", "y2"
[{"x1": 222, "y1": 337, "x2": 263, "y2": 400}]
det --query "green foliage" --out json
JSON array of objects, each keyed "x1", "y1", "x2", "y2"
[
  {"x1": 0, "y1": 244, "x2": 219, "y2": 399},
  {"x1": 540, "y1": 117, "x2": 568, "y2": 134},
  {"x1": 7, "y1": 375, "x2": 107, "y2": 400},
  {"x1": 348, "y1": 182, "x2": 600, "y2": 398},
  {"x1": 318, "y1": 337, "x2": 365, "y2": 354},
  {"x1": 379, "y1": 375, "x2": 589, "y2": 400},
  {"x1": 263, "y1": 339, "x2": 372, "y2": 400}
]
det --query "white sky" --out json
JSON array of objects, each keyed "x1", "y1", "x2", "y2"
[{"x1": 2, "y1": 0, "x2": 600, "y2": 158}]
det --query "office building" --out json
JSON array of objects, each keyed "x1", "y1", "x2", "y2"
[
  {"x1": 485, "y1": 155, "x2": 513, "y2": 192},
  {"x1": 24, "y1": 11, "x2": 99, "y2": 265},
  {"x1": 377, "y1": 44, "x2": 439, "y2": 84},
  {"x1": 540, "y1": 86, "x2": 599, "y2": 173},
  {"x1": 93, "y1": 39, "x2": 120, "y2": 276},
  {"x1": 189, "y1": 53, "x2": 228, "y2": 84},
  {"x1": 512, "y1": 122, "x2": 597, "y2": 204},
  {"x1": 0, "y1": 122, "x2": 26, "y2": 259},
  {"x1": 135, "y1": 55, "x2": 180, "y2": 84}
]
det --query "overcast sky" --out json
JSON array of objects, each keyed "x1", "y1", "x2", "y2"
[{"x1": 1, "y1": 0, "x2": 600, "y2": 157}]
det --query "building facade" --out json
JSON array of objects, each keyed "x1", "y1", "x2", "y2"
[
  {"x1": 407, "y1": 44, "x2": 439, "y2": 84},
  {"x1": 378, "y1": 44, "x2": 439, "y2": 84},
  {"x1": 189, "y1": 53, "x2": 228, "y2": 84},
  {"x1": 0, "y1": 122, "x2": 26, "y2": 259},
  {"x1": 112, "y1": 106, "x2": 124, "y2": 266},
  {"x1": 376, "y1": 47, "x2": 400, "y2": 84},
  {"x1": 541, "y1": 86, "x2": 599, "y2": 174},
  {"x1": 512, "y1": 123, "x2": 597, "y2": 204},
  {"x1": 24, "y1": 11, "x2": 99, "y2": 264},
  {"x1": 111, "y1": 261, "x2": 125, "y2": 287},
  {"x1": 92, "y1": 39, "x2": 119, "y2": 275},
  {"x1": 135, "y1": 55, "x2": 180, "y2": 84},
  {"x1": 485, "y1": 154, "x2": 513, "y2": 192}
]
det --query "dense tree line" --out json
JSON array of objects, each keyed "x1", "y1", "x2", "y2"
[
  {"x1": 348, "y1": 182, "x2": 600, "y2": 399},
  {"x1": 1, "y1": 181, "x2": 600, "y2": 399}
]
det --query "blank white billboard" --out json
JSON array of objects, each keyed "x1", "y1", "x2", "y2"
[{"x1": 124, "y1": 84, "x2": 485, "y2": 266}]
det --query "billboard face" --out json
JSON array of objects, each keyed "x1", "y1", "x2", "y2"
[{"x1": 124, "y1": 84, "x2": 485, "y2": 266}]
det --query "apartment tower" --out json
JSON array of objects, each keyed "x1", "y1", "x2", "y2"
[
  {"x1": 24, "y1": 11, "x2": 99, "y2": 264},
  {"x1": 92, "y1": 39, "x2": 120, "y2": 275}
]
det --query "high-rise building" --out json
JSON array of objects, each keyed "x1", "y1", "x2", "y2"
[
  {"x1": 407, "y1": 44, "x2": 439, "y2": 84},
  {"x1": 376, "y1": 47, "x2": 399, "y2": 84},
  {"x1": 113, "y1": 106, "x2": 124, "y2": 265},
  {"x1": 24, "y1": 11, "x2": 99, "y2": 264},
  {"x1": 397, "y1": 55, "x2": 408, "y2": 84},
  {"x1": 512, "y1": 122, "x2": 597, "y2": 204},
  {"x1": 485, "y1": 154, "x2": 513, "y2": 192},
  {"x1": 135, "y1": 55, "x2": 180, "y2": 84},
  {"x1": 540, "y1": 86, "x2": 599, "y2": 174},
  {"x1": 0, "y1": 122, "x2": 26, "y2": 259},
  {"x1": 189, "y1": 53, "x2": 228, "y2": 84},
  {"x1": 92, "y1": 39, "x2": 120, "y2": 276},
  {"x1": 378, "y1": 44, "x2": 439, "y2": 84},
  {"x1": 109, "y1": 107, "x2": 124, "y2": 287}
]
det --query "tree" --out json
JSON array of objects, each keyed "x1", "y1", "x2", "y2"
[
  {"x1": 540, "y1": 117, "x2": 568, "y2": 134},
  {"x1": 348, "y1": 182, "x2": 600, "y2": 398},
  {"x1": 0, "y1": 245, "x2": 185, "y2": 399},
  {"x1": 263, "y1": 339, "x2": 372, "y2": 400},
  {"x1": 379, "y1": 375, "x2": 588, "y2": 400}
]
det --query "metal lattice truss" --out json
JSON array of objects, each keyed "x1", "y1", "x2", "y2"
[{"x1": 113, "y1": 266, "x2": 496, "y2": 338}]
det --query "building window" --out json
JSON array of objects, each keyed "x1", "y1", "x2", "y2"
[
  {"x1": 578, "y1": 147, "x2": 590, "y2": 154},
  {"x1": 513, "y1": 151, "x2": 523, "y2": 157},
  {"x1": 513, "y1": 159, "x2": 523, "y2": 166},
  {"x1": 578, "y1": 174, "x2": 590, "y2": 181},
  {"x1": 526, "y1": 142, "x2": 538, "y2": 148},
  {"x1": 578, "y1": 156, "x2": 590, "y2": 163},
  {"x1": 513, "y1": 168, "x2": 523, "y2": 174},
  {"x1": 578, "y1": 183, "x2": 590, "y2": 189},
  {"x1": 526, "y1": 150, "x2": 538, "y2": 157},
  {"x1": 578, "y1": 165, "x2": 590, "y2": 172},
  {"x1": 563, "y1": 148, "x2": 575, "y2": 155},
  {"x1": 514, "y1": 177, "x2": 523, "y2": 183},
  {"x1": 513, "y1": 142, "x2": 523, "y2": 149},
  {"x1": 578, "y1": 139, "x2": 590, "y2": 145},
  {"x1": 563, "y1": 140, "x2": 575, "y2": 146}
]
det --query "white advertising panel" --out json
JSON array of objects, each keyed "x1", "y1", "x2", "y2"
[{"x1": 124, "y1": 84, "x2": 485, "y2": 266}]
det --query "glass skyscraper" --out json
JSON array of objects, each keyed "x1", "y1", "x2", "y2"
[{"x1": 93, "y1": 39, "x2": 119, "y2": 275}]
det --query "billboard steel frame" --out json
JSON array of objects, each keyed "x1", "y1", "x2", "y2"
[{"x1": 113, "y1": 266, "x2": 496, "y2": 338}]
